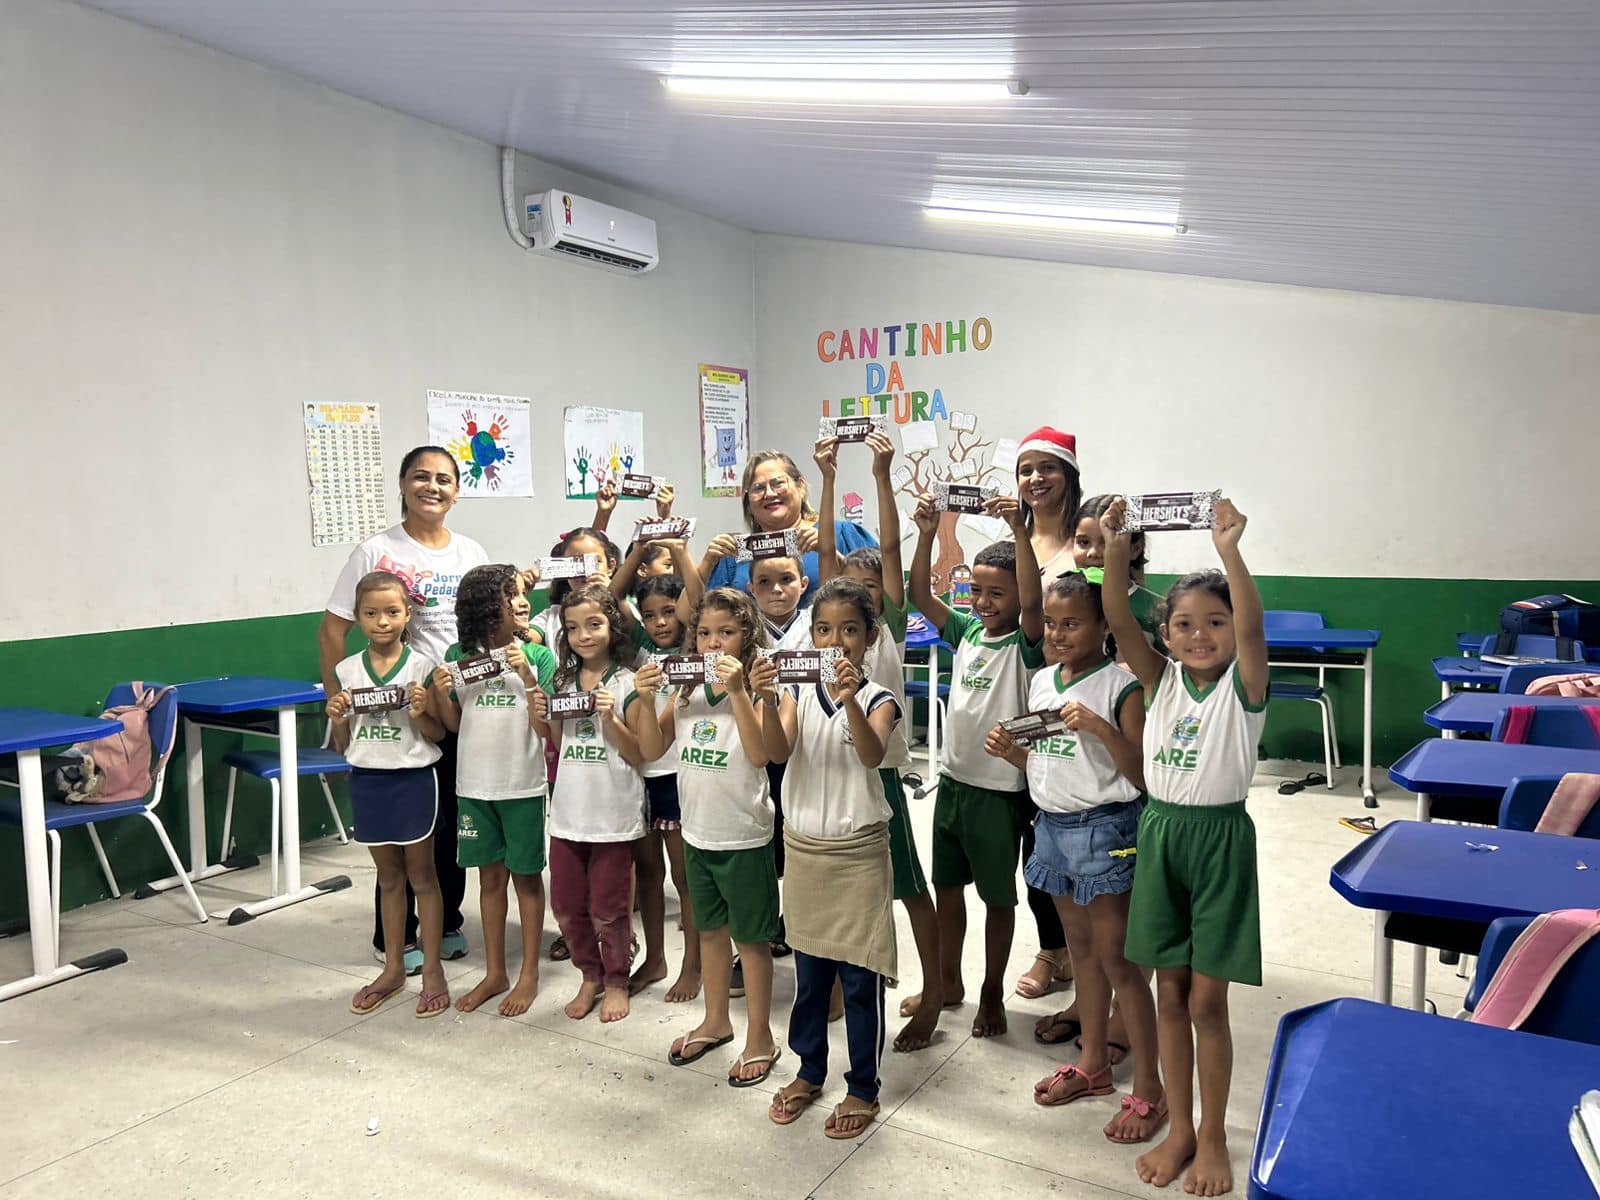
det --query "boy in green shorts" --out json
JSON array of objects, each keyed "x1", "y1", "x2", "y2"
[{"x1": 909, "y1": 491, "x2": 1044, "y2": 1038}]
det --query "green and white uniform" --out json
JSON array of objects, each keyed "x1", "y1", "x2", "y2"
[
  {"x1": 1024, "y1": 660, "x2": 1141, "y2": 814},
  {"x1": 334, "y1": 647, "x2": 440, "y2": 770},
  {"x1": 673, "y1": 685, "x2": 774, "y2": 852},
  {"x1": 782, "y1": 681, "x2": 899, "y2": 839},
  {"x1": 939, "y1": 610, "x2": 1046, "y2": 791},
  {"x1": 549, "y1": 666, "x2": 648, "y2": 843},
  {"x1": 1142, "y1": 659, "x2": 1267, "y2": 807},
  {"x1": 447, "y1": 642, "x2": 556, "y2": 800},
  {"x1": 861, "y1": 594, "x2": 911, "y2": 771}
]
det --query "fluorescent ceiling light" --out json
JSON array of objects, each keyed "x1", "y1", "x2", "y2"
[
  {"x1": 668, "y1": 61, "x2": 1012, "y2": 82},
  {"x1": 925, "y1": 204, "x2": 1185, "y2": 236},
  {"x1": 663, "y1": 77, "x2": 1022, "y2": 103}
]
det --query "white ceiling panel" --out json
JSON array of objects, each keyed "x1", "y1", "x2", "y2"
[{"x1": 75, "y1": 0, "x2": 1600, "y2": 311}]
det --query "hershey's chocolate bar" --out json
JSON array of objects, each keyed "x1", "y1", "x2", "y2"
[
  {"x1": 999, "y1": 710, "x2": 1068, "y2": 746},
  {"x1": 547, "y1": 691, "x2": 597, "y2": 720},
  {"x1": 931, "y1": 482, "x2": 998, "y2": 514},
  {"x1": 447, "y1": 648, "x2": 509, "y2": 689},
  {"x1": 761, "y1": 647, "x2": 842, "y2": 684},
  {"x1": 653, "y1": 653, "x2": 721, "y2": 685},
  {"x1": 620, "y1": 473, "x2": 663, "y2": 499},
  {"x1": 535, "y1": 553, "x2": 601, "y2": 581},
  {"x1": 634, "y1": 517, "x2": 695, "y2": 542},
  {"x1": 348, "y1": 684, "x2": 408, "y2": 715},
  {"x1": 817, "y1": 414, "x2": 887, "y2": 443},
  {"x1": 1124, "y1": 491, "x2": 1220, "y2": 533},
  {"x1": 736, "y1": 529, "x2": 802, "y2": 562}
]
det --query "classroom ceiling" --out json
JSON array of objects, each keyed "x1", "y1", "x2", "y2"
[{"x1": 83, "y1": 0, "x2": 1600, "y2": 313}]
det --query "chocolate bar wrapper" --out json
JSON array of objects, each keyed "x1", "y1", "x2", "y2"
[
  {"x1": 1124, "y1": 491, "x2": 1220, "y2": 533},
  {"x1": 817, "y1": 414, "x2": 887, "y2": 444},
  {"x1": 348, "y1": 684, "x2": 408, "y2": 715},
  {"x1": 535, "y1": 553, "x2": 601, "y2": 581},
  {"x1": 547, "y1": 692, "x2": 598, "y2": 720},
  {"x1": 653, "y1": 653, "x2": 721, "y2": 685},
  {"x1": 999, "y1": 710, "x2": 1068, "y2": 746},
  {"x1": 634, "y1": 516, "x2": 696, "y2": 542},
  {"x1": 931, "y1": 481, "x2": 998, "y2": 515},
  {"x1": 736, "y1": 529, "x2": 803, "y2": 562},
  {"x1": 620, "y1": 473, "x2": 664, "y2": 499},
  {"x1": 446, "y1": 647, "x2": 510, "y2": 690},
  {"x1": 760, "y1": 647, "x2": 842, "y2": 684}
]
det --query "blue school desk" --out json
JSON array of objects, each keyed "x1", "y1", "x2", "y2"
[
  {"x1": 1388, "y1": 737, "x2": 1600, "y2": 821},
  {"x1": 140, "y1": 677, "x2": 349, "y2": 924},
  {"x1": 1455, "y1": 630, "x2": 1492, "y2": 654},
  {"x1": 1250, "y1": 998, "x2": 1600, "y2": 1200},
  {"x1": 1423, "y1": 692, "x2": 1600, "y2": 736},
  {"x1": 0, "y1": 708, "x2": 129, "y2": 1001},
  {"x1": 1264, "y1": 627, "x2": 1381, "y2": 806},
  {"x1": 1329, "y1": 819, "x2": 1600, "y2": 1010}
]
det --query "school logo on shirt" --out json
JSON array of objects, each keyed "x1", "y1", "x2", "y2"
[
  {"x1": 1154, "y1": 716, "x2": 1202, "y2": 771},
  {"x1": 1034, "y1": 735, "x2": 1077, "y2": 760},
  {"x1": 961, "y1": 656, "x2": 995, "y2": 691},
  {"x1": 472, "y1": 675, "x2": 517, "y2": 708},
  {"x1": 691, "y1": 719, "x2": 717, "y2": 745},
  {"x1": 354, "y1": 722, "x2": 401, "y2": 743},
  {"x1": 1172, "y1": 715, "x2": 1202, "y2": 745},
  {"x1": 682, "y1": 719, "x2": 728, "y2": 769},
  {"x1": 574, "y1": 718, "x2": 597, "y2": 741}
]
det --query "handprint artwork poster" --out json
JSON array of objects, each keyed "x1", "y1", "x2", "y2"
[
  {"x1": 426, "y1": 390, "x2": 535, "y2": 498},
  {"x1": 563, "y1": 405, "x2": 646, "y2": 499}
]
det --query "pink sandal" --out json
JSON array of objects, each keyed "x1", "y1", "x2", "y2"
[
  {"x1": 1033, "y1": 1062, "x2": 1114, "y2": 1107},
  {"x1": 1104, "y1": 1093, "x2": 1169, "y2": 1142}
]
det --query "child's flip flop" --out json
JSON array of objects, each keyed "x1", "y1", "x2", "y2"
[
  {"x1": 414, "y1": 989, "x2": 450, "y2": 1019},
  {"x1": 350, "y1": 981, "x2": 405, "y2": 1015},
  {"x1": 1339, "y1": 816, "x2": 1379, "y2": 836},
  {"x1": 1034, "y1": 1063, "x2": 1115, "y2": 1107},
  {"x1": 1034, "y1": 1011, "x2": 1082, "y2": 1045},
  {"x1": 824, "y1": 1099, "x2": 880, "y2": 1139},
  {"x1": 668, "y1": 1032, "x2": 733, "y2": 1066},
  {"x1": 768, "y1": 1081, "x2": 823, "y2": 1125},
  {"x1": 1104, "y1": 1093, "x2": 1169, "y2": 1143},
  {"x1": 727, "y1": 1047, "x2": 782, "y2": 1088}
]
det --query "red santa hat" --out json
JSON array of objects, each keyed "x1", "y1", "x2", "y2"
[{"x1": 1018, "y1": 426, "x2": 1078, "y2": 471}]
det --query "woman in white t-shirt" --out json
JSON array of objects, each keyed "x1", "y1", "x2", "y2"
[{"x1": 319, "y1": 445, "x2": 490, "y2": 970}]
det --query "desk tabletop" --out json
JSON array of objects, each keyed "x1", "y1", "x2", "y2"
[
  {"x1": 1264, "y1": 628, "x2": 1380, "y2": 650},
  {"x1": 1423, "y1": 692, "x2": 1600, "y2": 733},
  {"x1": 1329, "y1": 819, "x2": 1600, "y2": 918},
  {"x1": 0, "y1": 709, "x2": 126, "y2": 756},
  {"x1": 173, "y1": 676, "x2": 325, "y2": 715},
  {"x1": 1431, "y1": 655, "x2": 1506, "y2": 686},
  {"x1": 1456, "y1": 630, "x2": 1492, "y2": 653},
  {"x1": 1388, "y1": 738, "x2": 1600, "y2": 797},
  {"x1": 1251, "y1": 998, "x2": 1600, "y2": 1200}
]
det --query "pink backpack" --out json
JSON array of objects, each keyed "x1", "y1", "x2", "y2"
[
  {"x1": 56, "y1": 683, "x2": 176, "y2": 804},
  {"x1": 1471, "y1": 908, "x2": 1600, "y2": 1030},
  {"x1": 1524, "y1": 672, "x2": 1600, "y2": 698}
]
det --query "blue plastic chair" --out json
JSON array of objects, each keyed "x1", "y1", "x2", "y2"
[
  {"x1": 1262, "y1": 611, "x2": 1340, "y2": 787},
  {"x1": 1491, "y1": 707, "x2": 1600, "y2": 751},
  {"x1": 1498, "y1": 774, "x2": 1600, "y2": 838},
  {"x1": 1462, "y1": 914, "x2": 1600, "y2": 1044},
  {"x1": 219, "y1": 731, "x2": 349, "y2": 895},
  {"x1": 0, "y1": 684, "x2": 207, "y2": 958},
  {"x1": 1499, "y1": 661, "x2": 1598, "y2": 695},
  {"x1": 1479, "y1": 634, "x2": 1588, "y2": 662}
]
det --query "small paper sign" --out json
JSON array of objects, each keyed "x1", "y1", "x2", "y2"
[
  {"x1": 947, "y1": 410, "x2": 978, "y2": 433},
  {"x1": 899, "y1": 420, "x2": 938, "y2": 454},
  {"x1": 634, "y1": 517, "x2": 695, "y2": 542},
  {"x1": 817, "y1": 414, "x2": 887, "y2": 443},
  {"x1": 447, "y1": 648, "x2": 509, "y2": 689},
  {"x1": 950, "y1": 458, "x2": 978, "y2": 480},
  {"x1": 949, "y1": 564, "x2": 973, "y2": 609},
  {"x1": 736, "y1": 529, "x2": 803, "y2": 562},
  {"x1": 890, "y1": 464, "x2": 914, "y2": 490},
  {"x1": 1125, "y1": 491, "x2": 1221, "y2": 533},
  {"x1": 931, "y1": 481, "x2": 998, "y2": 514},
  {"x1": 548, "y1": 691, "x2": 597, "y2": 720},
  {"x1": 1000, "y1": 709, "x2": 1069, "y2": 746},
  {"x1": 620, "y1": 473, "x2": 664, "y2": 499},
  {"x1": 760, "y1": 647, "x2": 842, "y2": 684},
  {"x1": 653, "y1": 653, "x2": 721, "y2": 684},
  {"x1": 536, "y1": 554, "x2": 601, "y2": 581},
  {"x1": 990, "y1": 437, "x2": 1020, "y2": 472},
  {"x1": 348, "y1": 684, "x2": 408, "y2": 714}
]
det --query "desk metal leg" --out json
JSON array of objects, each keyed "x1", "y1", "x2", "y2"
[
  {"x1": 0, "y1": 750, "x2": 127, "y2": 1002},
  {"x1": 1373, "y1": 909, "x2": 1393, "y2": 1005},
  {"x1": 138, "y1": 717, "x2": 253, "y2": 896},
  {"x1": 1410, "y1": 943, "x2": 1428, "y2": 1012},
  {"x1": 1361, "y1": 649, "x2": 1376, "y2": 808},
  {"x1": 1417, "y1": 791, "x2": 1432, "y2": 823}
]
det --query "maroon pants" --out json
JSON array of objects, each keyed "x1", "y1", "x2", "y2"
[{"x1": 549, "y1": 836, "x2": 635, "y2": 988}]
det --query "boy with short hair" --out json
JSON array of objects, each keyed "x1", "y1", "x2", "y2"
[{"x1": 909, "y1": 493, "x2": 1044, "y2": 1038}]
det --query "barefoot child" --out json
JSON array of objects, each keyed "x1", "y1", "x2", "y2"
[
  {"x1": 662, "y1": 588, "x2": 783, "y2": 1087},
  {"x1": 531, "y1": 583, "x2": 665, "y2": 1024},
  {"x1": 909, "y1": 492, "x2": 1045, "y2": 1038},
  {"x1": 330, "y1": 571, "x2": 451, "y2": 1018},
  {"x1": 761, "y1": 577, "x2": 901, "y2": 1139},
  {"x1": 430, "y1": 564, "x2": 557, "y2": 1017},
  {"x1": 983, "y1": 573, "x2": 1165, "y2": 1141},
  {"x1": 1102, "y1": 496, "x2": 1267, "y2": 1197},
  {"x1": 814, "y1": 431, "x2": 944, "y2": 1053}
]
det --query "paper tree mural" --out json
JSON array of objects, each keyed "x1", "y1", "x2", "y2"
[{"x1": 891, "y1": 426, "x2": 1006, "y2": 591}]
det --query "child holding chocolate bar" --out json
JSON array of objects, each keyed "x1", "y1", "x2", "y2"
[
  {"x1": 814, "y1": 431, "x2": 944, "y2": 1053},
  {"x1": 329, "y1": 570, "x2": 450, "y2": 1019},
  {"x1": 982, "y1": 572, "x2": 1164, "y2": 1138},
  {"x1": 529, "y1": 583, "x2": 664, "y2": 1024},
  {"x1": 909, "y1": 491, "x2": 1045, "y2": 1039},
  {"x1": 1100, "y1": 496, "x2": 1267, "y2": 1197},
  {"x1": 658, "y1": 588, "x2": 784, "y2": 1089},
  {"x1": 759, "y1": 577, "x2": 902, "y2": 1139},
  {"x1": 528, "y1": 526, "x2": 621, "y2": 650},
  {"x1": 430, "y1": 564, "x2": 558, "y2": 1018}
]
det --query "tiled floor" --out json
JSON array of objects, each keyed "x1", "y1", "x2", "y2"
[{"x1": 0, "y1": 761, "x2": 1444, "y2": 1197}]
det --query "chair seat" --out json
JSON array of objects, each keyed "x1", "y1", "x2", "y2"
[
  {"x1": 222, "y1": 748, "x2": 351, "y2": 780},
  {"x1": 0, "y1": 794, "x2": 154, "y2": 831},
  {"x1": 1269, "y1": 682, "x2": 1326, "y2": 701},
  {"x1": 903, "y1": 681, "x2": 951, "y2": 700}
]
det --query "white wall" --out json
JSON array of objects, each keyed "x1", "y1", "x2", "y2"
[
  {"x1": 754, "y1": 235, "x2": 1600, "y2": 581},
  {"x1": 2, "y1": 0, "x2": 754, "y2": 640}
]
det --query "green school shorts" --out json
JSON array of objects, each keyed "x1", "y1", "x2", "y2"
[
  {"x1": 1123, "y1": 797, "x2": 1261, "y2": 986},
  {"x1": 456, "y1": 795, "x2": 547, "y2": 876},
  {"x1": 684, "y1": 842, "x2": 781, "y2": 945},
  {"x1": 930, "y1": 775, "x2": 1028, "y2": 907},
  {"x1": 880, "y1": 768, "x2": 929, "y2": 902}
]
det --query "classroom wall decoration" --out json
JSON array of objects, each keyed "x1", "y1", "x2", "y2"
[
  {"x1": 563, "y1": 405, "x2": 646, "y2": 500},
  {"x1": 426, "y1": 390, "x2": 534, "y2": 497},
  {"x1": 698, "y1": 363, "x2": 750, "y2": 497},
  {"x1": 304, "y1": 401, "x2": 387, "y2": 546}
]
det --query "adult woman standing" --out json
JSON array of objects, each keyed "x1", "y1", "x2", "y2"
[{"x1": 320, "y1": 445, "x2": 490, "y2": 971}]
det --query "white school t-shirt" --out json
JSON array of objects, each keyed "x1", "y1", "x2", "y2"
[
  {"x1": 673, "y1": 685, "x2": 774, "y2": 851},
  {"x1": 764, "y1": 608, "x2": 813, "y2": 651},
  {"x1": 448, "y1": 642, "x2": 557, "y2": 801},
  {"x1": 549, "y1": 666, "x2": 647, "y2": 842},
  {"x1": 334, "y1": 647, "x2": 441, "y2": 770},
  {"x1": 781, "y1": 680, "x2": 899, "y2": 840},
  {"x1": 940, "y1": 610, "x2": 1047, "y2": 792},
  {"x1": 1024, "y1": 660, "x2": 1143, "y2": 814},
  {"x1": 861, "y1": 594, "x2": 911, "y2": 771},
  {"x1": 1143, "y1": 659, "x2": 1269, "y2": 807},
  {"x1": 326, "y1": 525, "x2": 490, "y2": 664},
  {"x1": 627, "y1": 625, "x2": 679, "y2": 780}
]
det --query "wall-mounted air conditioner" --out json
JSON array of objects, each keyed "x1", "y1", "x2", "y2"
[{"x1": 524, "y1": 189, "x2": 659, "y2": 274}]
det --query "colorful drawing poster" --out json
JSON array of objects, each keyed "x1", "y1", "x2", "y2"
[
  {"x1": 699, "y1": 363, "x2": 749, "y2": 497},
  {"x1": 304, "y1": 402, "x2": 386, "y2": 547},
  {"x1": 563, "y1": 406, "x2": 645, "y2": 499},
  {"x1": 426, "y1": 391, "x2": 534, "y2": 497}
]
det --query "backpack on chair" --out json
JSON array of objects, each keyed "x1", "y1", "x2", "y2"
[
  {"x1": 53, "y1": 682, "x2": 176, "y2": 803},
  {"x1": 1498, "y1": 594, "x2": 1600, "y2": 655}
]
